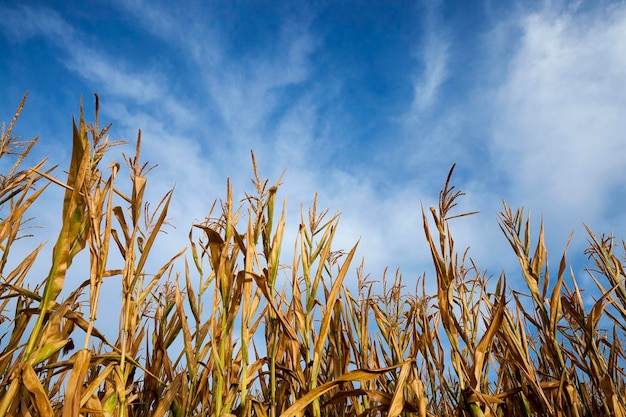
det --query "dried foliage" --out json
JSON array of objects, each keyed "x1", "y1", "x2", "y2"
[{"x1": 0, "y1": 94, "x2": 625, "y2": 416}]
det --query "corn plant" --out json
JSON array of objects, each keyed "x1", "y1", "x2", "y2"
[{"x1": 0, "y1": 93, "x2": 624, "y2": 417}]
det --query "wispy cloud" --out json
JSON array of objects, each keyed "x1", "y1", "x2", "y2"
[
  {"x1": 0, "y1": 5, "x2": 69, "y2": 44},
  {"x1": 408, "y1": 6, "x2": 449, "y2": 116}
]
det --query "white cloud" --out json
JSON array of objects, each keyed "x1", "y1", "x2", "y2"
[
  {"x1": 492, "y1": 5, "x2": 626, "y2": 238},
  {"x1": 406, "y1": 1, "x2": 450, "y2": 119},
  {"x1": 66, "y1": 53, "x2": 164, "y2": 103},
  {"x1": 410, "y1": 36, "x2": 449, "y2": 115},
  {"x1": 0, "y1": 5, "x2": 70, "y2": 44},
  {"x1": 198, "y1": 21, "x2": 317, "y2": 148}
]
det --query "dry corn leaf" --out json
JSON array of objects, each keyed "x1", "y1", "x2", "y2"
[
  {"x1": 62, "y1": 349, "x2": 91, "y2": 417},
  {"x1": 279, "y1": 360, "x2": 411, "y2": 417},
  {"x1": 22, "y1": 363, "x2": 54, "y2": 416},
  {"x1": 388, "y1": 359, "x2": 411, "y2": 417},
  {"x1": 153, "y1": 372, "x2": 185, "y2": 417}
]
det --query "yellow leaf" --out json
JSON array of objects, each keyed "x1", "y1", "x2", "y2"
[
  {"x1": 22, "y1": 363, "x2": 54, "y2": 416},
  {"x1": 279, "y1": 361, "x2": 410, "y2": 417},
  {"x1": 62, "y1": 349, "x2": 91, "y2": 417}
]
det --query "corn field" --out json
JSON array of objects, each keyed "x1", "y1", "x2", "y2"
[{"x1": 0, "y1": 94, "x2": 625, "y2": 416}]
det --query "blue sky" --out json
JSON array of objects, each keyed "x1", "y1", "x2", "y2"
[{"x1": 1, "y1": 0, "x2": 625, "y2": 305}]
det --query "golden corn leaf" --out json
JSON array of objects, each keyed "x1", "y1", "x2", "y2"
[
  {"x1": 62, "y1": 349, "x2": 91, "y2": 417},
  {"x1": 21, "y1": 363, "x2": 54, "y2": 416},
  {"x1": 153, "y1": 373, "x2": 186, "y2": 417},
  {"x1": 279, "y1": 360, "x2": 411, "y2": 417}
]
